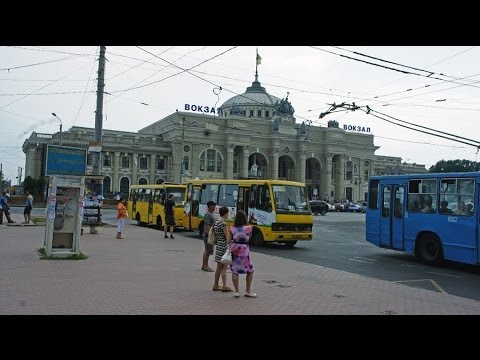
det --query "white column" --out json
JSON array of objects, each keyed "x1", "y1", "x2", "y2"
[
  {"x1": 113, "y1": 152, "x2": 120, "y2": 192},
  {"x1": 242, "y1": 146, "x2": 250, "y2": 178},
  {"x1": 226, "y1": 144, "x2": 234, "y2": 179}
]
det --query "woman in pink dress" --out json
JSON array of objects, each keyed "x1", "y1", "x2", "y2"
[{"x1": 228, "y1": 210, "x2": 256, "y2": 298}]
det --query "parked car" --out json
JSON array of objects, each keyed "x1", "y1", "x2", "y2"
[
  {"x1": 361, "y1": 202, "x2": 367, "y2": 212},
  {"x1": 347, "y1": 202, "x2": 363, "y2": 213},
  {"x1": 309, "y1": 200, "x2": 329, "y2": 216}
]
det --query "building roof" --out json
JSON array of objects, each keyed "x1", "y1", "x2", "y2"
[{"x1": 219, "y1": 78, "x2": 281, "y2": 109}]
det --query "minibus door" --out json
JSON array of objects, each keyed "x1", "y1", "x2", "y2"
[{"x1": 148, "y1": 189, "x2": 154, "y2": 224}]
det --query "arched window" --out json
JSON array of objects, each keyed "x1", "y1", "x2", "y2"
[
  {"x1": 120, "y1": 177, "x2": 130, "y2": 194},
  {"x1": 257, "y1": 109, "x2": 261, "y2": 117},
  {"x1": 233, "y1": 160, "x2": 238, "y2": 174},
  {"x1": 183, "y1": 155, "x2": 189, "y2": 170},
  {"x1": 156, "y1": 178, "x2": 164, "y2": 184},
  {"x1": 199, "y1": 149, "x2": 223, "y2": 172},
  {"x1": 103, "y1": 176, "x2": 111, "y2": 194},
  {"x1": 139, "y1": 178, "x2": 147, "y2": 185},
  {"x1": 265, "y1": 110, "x2": 269, "y2": 117},
  {"x1": 249, "y1": 109, "x2": 254, "y2": 117}
]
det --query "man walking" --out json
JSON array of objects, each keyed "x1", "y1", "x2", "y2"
[
  {"x1": 0, "y1": 191, "x2": 15, "y2": 223},
  {"x1": 164, "y1": 193, "x2": 176, "y2": 239}
]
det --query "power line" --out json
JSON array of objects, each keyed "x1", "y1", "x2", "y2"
[
  {"x1": 0, "y1": 49, "x2": 96, "y2": 72},
  {"x1": 309, "y1": 46, "x2": 480, "y2": 89}
]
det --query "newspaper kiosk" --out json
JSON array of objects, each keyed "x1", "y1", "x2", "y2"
[{"x1": 44, "y1": 175, "x2": 85, "y2": 257}]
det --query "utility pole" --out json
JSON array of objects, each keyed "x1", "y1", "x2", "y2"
[
  {"x1": 17, "y1": 166, "x2": 23, "y2": 186},
  {"x1": 179, "y1": 117, "x2": 187, "y2": 184},
  {"x1": 92, "y1": 46, "x2": 106, "y2": 196},
  {"x1": 89, "y1": 46, "x2": 106, "y2": 235}
]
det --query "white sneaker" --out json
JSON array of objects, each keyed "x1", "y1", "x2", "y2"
[{"x1": 234, "y1": 292, "x2": 240, "y2": 298}]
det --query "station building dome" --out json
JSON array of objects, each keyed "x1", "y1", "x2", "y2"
[{"x1": 218, "y1": 73, "x2": 294, "y2": 121}]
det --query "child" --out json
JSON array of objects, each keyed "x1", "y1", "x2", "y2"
[{"x1": 116, "y1": 197, "x2": 128, "y2": 239}]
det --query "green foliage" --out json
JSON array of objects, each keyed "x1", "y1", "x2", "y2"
[
  {"x1": 429, "y1": 159, "x2": 480, "y2": 173},
  {"x1": 23, "y1": 176, "x2": 46, "y2": 196},
  {"x1": 37, "y1": 247, "x2": 88, "y2": 260}
]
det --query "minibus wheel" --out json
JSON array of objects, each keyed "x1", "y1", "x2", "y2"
[
  {"x1": 156, "y1": 216, "x2": 163, "y2": 230},
  {"x1": 251, "y1": 229, "x2": 265, "y2": 246}
]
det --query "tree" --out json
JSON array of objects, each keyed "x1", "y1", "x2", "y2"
[
  {"x1": 429, "y1": 159, "x2": 480, "y2": 173},
  {"x1": 23, "y1": 176, "x2": 46, "y2": 197}
]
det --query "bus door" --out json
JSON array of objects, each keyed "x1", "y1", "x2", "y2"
[
  {"x1": 131, "y1": 189, "x2": 137, "y2": 213},
  {"x1": 248, "y1": 184, "x2": 258, "y2": 224},
  {"x1": 189, "y1": 185, "x2": 202, "y2": 230},
  {"x1": 380, "y1": 184, "x2": 405, "y2": 249},
  {"x1": 237, "y1": 186, "x2": 249, "y2": 213},
  {"x1": 147, "y1": 188, "x2": 153, "y2": 223}
]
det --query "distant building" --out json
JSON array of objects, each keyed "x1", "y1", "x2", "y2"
[
  {"x1": 22, "y1": 69, "x2": 427, "y2": 202},
  {"x1": 374, "y1": 155, "x2": 428, "y2": 176}
]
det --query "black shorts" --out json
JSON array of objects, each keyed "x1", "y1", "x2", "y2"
[
  {"x1": 24, "y1": 205, "x2": 32, "y2": 215},
  {"x1": 165, "y1": 214, "x2": 175, "y2": 226}
]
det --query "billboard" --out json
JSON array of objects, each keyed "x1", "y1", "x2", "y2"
[{"x1": 45, "y1": 145, "x2": 87, "y2": 176}]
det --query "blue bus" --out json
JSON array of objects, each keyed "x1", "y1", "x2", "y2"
[{"x1": 366, "y1": 172, "x2": 478, "y2": 265}]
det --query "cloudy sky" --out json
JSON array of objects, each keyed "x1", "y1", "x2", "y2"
[{"x1": 1, "y1": 45, "x2": 480, "y2": 182}]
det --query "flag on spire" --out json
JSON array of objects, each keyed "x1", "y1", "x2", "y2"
[{"x1": 256, "y1": 52, "x2": 262, "y2": 65}]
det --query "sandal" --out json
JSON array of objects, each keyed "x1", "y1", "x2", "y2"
[
  {"x1": 212, "y1": 286, "x2": 223, "y2": 291},
  {"x1": 221, "y1": 286, "x2": 233, "y2": 292},
  {"x1": 245, "y1": 292, "x2": 257, "y2": 298},
  {"x1": 201, "y1": 267, "x2": 214, "y2": 272}
]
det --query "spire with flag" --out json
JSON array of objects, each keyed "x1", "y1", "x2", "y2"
[
  {"x1": 255, "y1": 48, "x2": 262, "y2": 81},
  {"x1": 256, "y1": 51, "x2": 262, "y2": 65}
]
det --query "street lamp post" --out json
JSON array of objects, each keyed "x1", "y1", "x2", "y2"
[
  {"x1": 179, "y1": 117, "x2": 196, "y2": 183},
  {"x1": 51, "y1": 113, "x2": 63, "y2": 145}
]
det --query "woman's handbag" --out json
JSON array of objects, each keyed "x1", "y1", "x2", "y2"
[
  {"x1": 207, "y1": 227, "x2": 216, "y2": 245},
  {"x1": 220, "y1": 247, "x2": 232, "y2": 265}
]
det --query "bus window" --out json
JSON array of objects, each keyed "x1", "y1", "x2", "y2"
[
  {"x1": 408, "y1": 179, "x2": 437, "y2": 213},
  {"x1": 382, "y1": 186, "x2": 390, "y2": 217},
  {"x1": 201, "y1": 184, "x2": 219, "y2": 204},
  {"x1": 218, "y1": 184, "x2": 238, "y2": 208},
  {"x1": 440, "y1": 178, "x2": 474, "y2": 216},
  {"x1": 394, "y1": 187, "x2": 404, "y2": 218},
  {"x1": 256, "y1": 184, "x2": 272, "y2": 212},
  {"x1": 368, "y1": 180, "x2": 379, "y2": 210}
]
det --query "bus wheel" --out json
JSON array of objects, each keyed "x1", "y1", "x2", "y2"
[
  {"x1": 251, "y1": 229, "x2": 265, "y2": 247},
  {"x1": 285, "y1": 240, "x2": 297, "y2": 248},
  {"x1": 199, "y1": 222, "x2": 205, "y2": 239},
  {"x1": 136, "y1": 213, "x2": 146, "y2": 226},
  {"x1": 417, "y1": 234, "x2": 443, "y2": 265},
  {"x1": 156, "y1": 216, "x2": 163, "y2": 230}
]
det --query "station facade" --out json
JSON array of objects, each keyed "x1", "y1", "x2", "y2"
[{"x1": 23, "y1": 73, "x2": 427, "y2": 202}]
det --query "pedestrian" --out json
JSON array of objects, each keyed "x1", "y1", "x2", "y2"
[
  {"x1": 164, "y1": 193, "x2": 176, "y2": 239},
  {"x1": 201, "y1": 200, "x2": 217, "y2": 272},
  {"x1": 116, "y1": 197, "x2": 128, "y2": 239},
  {"x1": 23, "y1": 190, "x2": 33, "y2": 224},
  {"x1": 0, "y1": 191, "x2": 15, "y2": 223},
  {"x1": 228, "y1": 210, "x2": 256, "y2": 298},
  {"x1": 212, "y1": 206, "x2": 233, "y2": 292}
]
